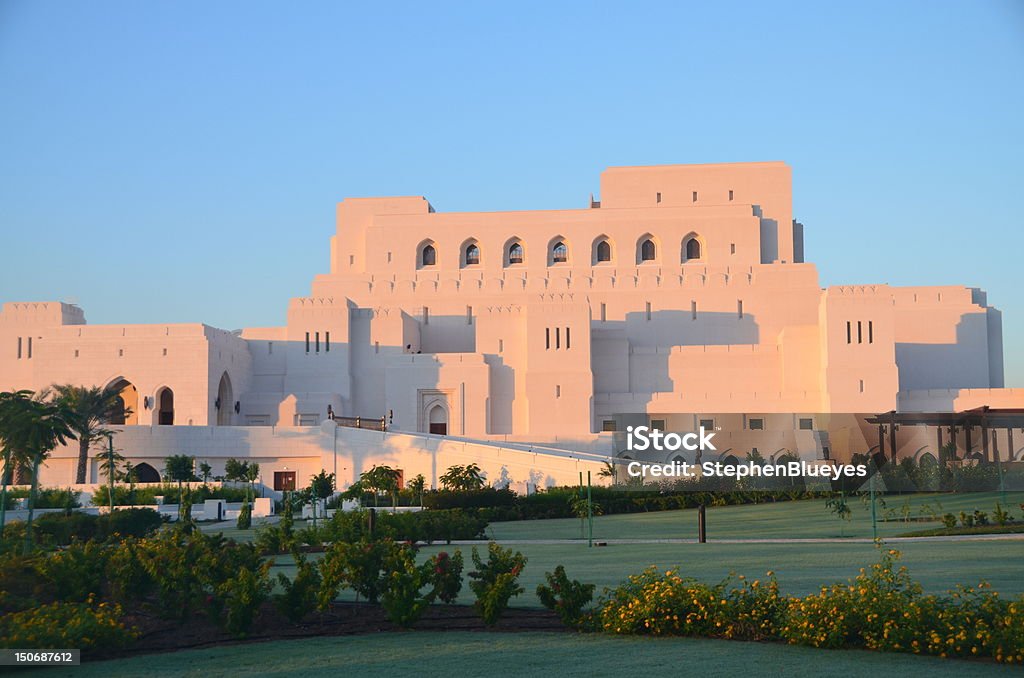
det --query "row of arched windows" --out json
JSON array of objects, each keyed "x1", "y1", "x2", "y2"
[{"x1": 418, "y1": 234, "x2": 705, "y2": 269}]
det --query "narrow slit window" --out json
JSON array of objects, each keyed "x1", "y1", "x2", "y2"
[
  {"x1": 27, "y1": 337, "x2": 32, "y2": 359},
  {"x1": 645, "y1": 301, "x2": 652, "y2": 321},
  {"x1": 656, "y1": 192, "x2": 662, "y2": 204},
  {"x1": 546, "y1": 327, "x2": 550, "y2": 350},
  {"x1": 868, "y1": 321, "x2": 873, "y2": 344},
  {"x1": 728, "y1": 189, "x2": 734, "y2": 201},
  {"x1": 326, "y1": 332, "x2": 330, "y2": 351},
  {"x1": 268, "y1": 341, "x2": 273, "y2": 354},
  {"x1": 556, "y1": 385, "x2": 561, "y2": 398},
  {"x1": 305, "y1": 332, "x2": 310, "y2": 353},
  {"x1": 691, "y1": 301, "x2": 697, "y2": 320},
  {"x1": 16, "y1": 337, "x2": 22, "y2": 359},
  {"x1": 692, "y1": 191, "x2": 698, "y2": 202},
  {"x1": 565, "y1": 327, "x2": 571, "y2": 349},
  {"x1": 857, "y1": 321, "x2": 863, "y2": 344},
  {"x1": 555, "y1": 327, "x2": 561, "y2": 349},
  {"x1": 846, "y1": 321, "x2": 851, "y2": 344},
  {"x1": 467, "y1": 306, "x2": 473, "y2": 325},
  {"x1": 498, "y1": 339, "x2": 504, "y2": 353},
  {"x1": 375, "y1": 341, "x2": 380, "y2": 354},
  {"x1": 738, "y1": 300, "x2": 743, "y2": 319},
  {"x1": 315, "y1": 331, "x2": 320, "y2": 353},
  {"x1": 600, "y1": 302, "x2": 606, "y2": 322},
  {"x1": 859, "y1": 379, "x2": 865, "y2": 393},
  {"x1": 423, "y1": 307, "x2": 429, "y2": 324},
  {"x1": 74, "y1": 349, "x2": 79, "y2": 358},
  {"x1": 730, "y1": 243, "x2": 736, "y2": 254}
]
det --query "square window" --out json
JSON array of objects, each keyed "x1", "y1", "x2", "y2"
[
  {"x1": 699, "y1": 418, "x2": 715, "y2": 431},
  {"x1": 748, "y1": 418, "x2": 764, "y2": 430},
  {"x1": 798, "y1": 418, "x2": 814, "y2": 430},
  {"x1": 602, "y1": 420, "x2": 617, "y2": 432},
  {"x1": 650, "y1": 419, "x2": 666, "y2": 431}
]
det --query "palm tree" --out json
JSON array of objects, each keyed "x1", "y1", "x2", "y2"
[
  {"x1": 0, "y1": 391, "x2": 76, "y2": 549},
  {"x1": 0, "y1": 390, "x2": 35, "y2": 535},
  {"x1": 49, "y1": 384, "x2": 127, "y2": 484}
]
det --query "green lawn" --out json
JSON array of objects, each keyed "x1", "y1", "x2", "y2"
[
  {"x1": 483, "y1": 491, "x2": 1024, "y2": 541},
  {"x1": 37, "y1": 633, "x2": 1020, "y2": 677}
]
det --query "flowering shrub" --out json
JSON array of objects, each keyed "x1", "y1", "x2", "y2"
[
  {"x1": 0, "y1": 599, "x2": 136, "y2": 651},
  {"x1": 468, "y1": 542, "x2": 526, "y2": 626},
  {"x1": 536, "y1": 565, "x2": 595, "y2": 629},
  {"x1": 782, "y1": 549, "x2": 925, "y2": 649},
  {"x1": 594, "y1": 546, "x2": 1023, "y2": 665},
  {"x1": 599, "y1": 568, "x2": 783, "y2": 640},
  {"x1": 426, "y1": 550, "x2": 464, "y2": 604}
]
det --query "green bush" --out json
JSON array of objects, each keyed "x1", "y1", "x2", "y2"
[
  {"x1": 237, "y1": 501, "x2": 252, "y2": 530},
  {"x1": 275, "y1": 550, "x2": 322, "y2": 623},
  {"x1": 380, "y1": 544, "x2": 435, "y2": 628},
  {"x1": 34, "y1": 540, "x2": 109, "y2": 602},
  {"x1": 537, "y1": 565, "x2": 595, "y2": 628},
  {"x1": 317, "y1": 538, "x2": 403, "y2": 604},
  {"x1": 467, "y1": 542, "x2": 526, "y2": 626}
]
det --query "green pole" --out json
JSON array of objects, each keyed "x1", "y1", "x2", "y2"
[
  {"x1": 870, "y1": 462, "x2": 877, "y2": 541},
  {"x1": 108, "y1": 434, "x2": 114, "y2": 514},
  {"x1": 587, "y1": 471, "x2": 593, "y2": 548}
]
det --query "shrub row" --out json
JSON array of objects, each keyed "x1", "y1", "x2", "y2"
[
  {"x1": 0, "y1": 509, "x2": 164, "y2": 553},
  {"x1": 255, "y1": 508, "x2": 487, "y2": 554},
  {"x1": 91, "y1": 484, "x2": 251, "y2": 507},
  {"x1": 1, "y1": 487, "x2": 81, "y2": 510}
]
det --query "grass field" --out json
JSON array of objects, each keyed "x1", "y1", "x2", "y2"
[
  {"x1": 37, "y1": 633, "x2": 1021, "y2": 677},
  {"x1": 250, "y1": 492, "x2": 1024, "y2": 604}
]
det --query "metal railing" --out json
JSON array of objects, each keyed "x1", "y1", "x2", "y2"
[{"x1": 332, "y1": 415, "x2": 387, "y2": 432}]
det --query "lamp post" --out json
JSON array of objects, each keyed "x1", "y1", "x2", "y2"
[{"x1": 107, "y1": 432, "x2": 115, "y2": 514}]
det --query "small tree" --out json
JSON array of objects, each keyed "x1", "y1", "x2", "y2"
[
  {"x1": 440, "y1": 463, "x2": 485, "y2": 492},
  {"x1": 308, "y1": 470, "x2": 335, "y2": 527},
  {"x1": 360, "y1": 465, "x2": 401, "y2": 507},
  {"x1": 407, "y1": 474, "x2": 426, "y2": 506},
  {"x1": 825, "y1": 492, "x2": 852, "y2": 537},
  {"x1": 164, "y1": 454, "x2": 196, "y2": 521},
  {"x1": 245, "y1": 462, "x2": 260, "y2": 502},
  {"x1": 199, "y1": 462, "x2": 213, "y2": 485}
]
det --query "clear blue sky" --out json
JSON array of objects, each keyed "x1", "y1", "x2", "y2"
[{"x1": 1, "y1": 1, "x2": 1022, "y2": 381}]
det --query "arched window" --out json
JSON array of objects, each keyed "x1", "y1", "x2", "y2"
[
  {"x1": 685, "y1": 238, "x2": 702, "y2": 261},
  {"x1": 421, "y1": 244, "x2": 436, "y2": 267},
  {"x1": 508, "y1": 242, "x2": 524, "y2": 265},
  {"x1": 156, "y1": 387, "x2": 174, "y2": 425},
  {"x1": 552, "y1": 241, "x2": 568, "y2": 263},
  {"x1": 596, "y1": 240, "x2": 611, "y2": 263},
  {"x1": 465, "y1": 244, "x2": 480, "y2": 266},
  {"x1": 641, "y1": 239, "x2": 656, "y2": 262}
]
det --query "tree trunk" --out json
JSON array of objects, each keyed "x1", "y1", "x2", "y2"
[
  {"x1": 76, "y1": 434, "x2": 90, "y2": 485},
  {"x1": 24, "y1": 455, "x2": 41, "y2": 553},
  {"x1": 0, "y1": 452, "x2": 10, "y2": 536}
]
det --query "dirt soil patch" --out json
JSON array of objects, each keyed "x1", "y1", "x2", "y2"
[{"x1": 99, "y1": 602, "x2": 565, "y2": 661}]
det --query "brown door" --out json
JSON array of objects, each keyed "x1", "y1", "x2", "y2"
[
  {"x1": 429, "y1": 423, "x2": 447, "y2": 435},
  {"x1": 274, "y1": 471, "x2": 296, "y2": 492}
]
